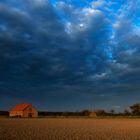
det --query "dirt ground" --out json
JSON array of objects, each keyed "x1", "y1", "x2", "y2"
[{"x1": 0, "y1": 118, "x2": 140, "y2": 140}]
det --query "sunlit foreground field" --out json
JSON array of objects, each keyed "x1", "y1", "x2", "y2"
[{"x1": 0, "y1": 118, "x2": 140, "y2": 140}]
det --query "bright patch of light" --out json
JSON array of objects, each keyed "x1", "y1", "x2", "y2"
[
  {"x1": 92, "y1": 0, "x2": 105, "y2": 8},
  {"x1": 83, "y1": 8, "x2": 100, "y2": 16},
  {"x1": 79, "y1": 23, "x2": 84, "y2": 28}
]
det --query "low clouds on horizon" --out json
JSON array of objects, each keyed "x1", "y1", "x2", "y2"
[{"x1": 0, "y1": 0, "x2": 140, "y2": 111}]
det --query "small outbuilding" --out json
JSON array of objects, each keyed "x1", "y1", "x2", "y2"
[
  {"x1": 89, "y1": 112, "x2": 97, "y2": 117},
  {"x1": 9, "y1": 103, "x2": 38, "y2": 118}
]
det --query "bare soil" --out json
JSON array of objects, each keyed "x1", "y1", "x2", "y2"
[{"x1": 0, "y1": 118, "x2": 140, "y2": 140}]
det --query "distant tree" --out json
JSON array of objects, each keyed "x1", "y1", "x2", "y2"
[
  {"x1": 96, "y1": 109, "x2": 107, "y2": 116},
  {"x1": 0, "y1": 111, "x2": 9, "y2": 116},
  {"x1": 123, "y1": 109, "x2": 131, "y2": 116},
  {"x1": 81, "y1": 110, "x2": 90, "y2": 116},
  {"x1": 110, "y1": 109, "x2": 115, "y2": 113},
  {"x1": 110, "y1": 109, "x2": 115, "y2": 115},
  {"x1": 130, "y1": 103, "x2": 140, "y2": 116}
]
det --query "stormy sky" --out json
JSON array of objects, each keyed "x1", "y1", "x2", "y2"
[{"x1": 0, "y1": 0, "x2": 140, "y2": 111}]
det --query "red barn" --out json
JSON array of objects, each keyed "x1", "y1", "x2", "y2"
[{"x1": 9, "y1": 103, "x2": 38, "y2": 118}]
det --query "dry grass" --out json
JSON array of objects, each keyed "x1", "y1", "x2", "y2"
[{"x1": 0, "y1": 118, "x2": 140, "y2": 140}]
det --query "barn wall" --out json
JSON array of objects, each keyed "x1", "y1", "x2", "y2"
[
  {"x1": 23, "y1": 106, "x2": 38, "y2": 117},
  {"x1": 9, "y1": 111, "x2": 23, "y2": 117},
  {"x1": 31, "y1": 107, "x2": 38, "y2": 117}
]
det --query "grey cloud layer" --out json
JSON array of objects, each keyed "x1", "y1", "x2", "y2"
[{"x1": 0, "y1": 0, "x2": 140, "y2": 110}]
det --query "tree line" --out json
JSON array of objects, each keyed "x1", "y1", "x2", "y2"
[
  {"x1": 0, "y1": 103, "x2": 140, "y2": 117},
  {"x1": 39, "y1": 103, "x2": 140, "y2": 117}
]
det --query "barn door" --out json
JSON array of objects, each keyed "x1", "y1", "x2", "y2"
[
  {"x1": 28, "y1": 113, "x2": 32, "y2": 117},
  {"x1": 28, "y1": 108, "x2": 32, "y2": 117}
]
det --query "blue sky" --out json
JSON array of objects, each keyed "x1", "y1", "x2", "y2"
[{"x1": 0, "y1": 0, "x2": 140, "y2": 111}]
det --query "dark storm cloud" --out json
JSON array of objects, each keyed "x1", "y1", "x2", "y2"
[
  {"x1": 107, "y1": 0, "x2": 140, "y2": 101},
  {"x1": 0, "y1": 0, "x2": 140, "y2": 110}
]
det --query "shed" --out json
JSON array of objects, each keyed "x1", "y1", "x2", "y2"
[
  {"x1": 89, "y1": 112, "x2": 97, "y2": 117},
  {"x1": 9, "y1": 103, "x2": 38, "y2": 118}
]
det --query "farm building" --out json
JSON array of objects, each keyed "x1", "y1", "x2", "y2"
[
  {"x1": 9, "y1": 103, "x2": 38, "y2": 118},
  {"x1": 89, "y1": 112, "x2": 97, "y2": 117}
]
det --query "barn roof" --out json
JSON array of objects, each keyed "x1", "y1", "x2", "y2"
[{"x1": 10, "y1": 104, "x2": 32, "y2": 111}]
